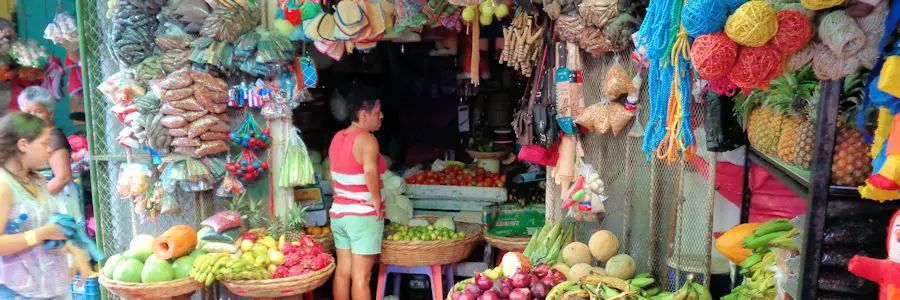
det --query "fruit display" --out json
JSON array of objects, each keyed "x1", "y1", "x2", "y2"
[
  {"x1": 190, "y1": 231, "x2": 334, "y2": 286},
  {"x1": 385, "y1": 217, "x2": 468, "y2": 241},
  {"x1": 449, "y1": 263, "x2": 568, "y2": 300},
  {"x1": 544, "y1": 273, "x2": 708, "y2": 300},
  {"x1": 101, "y1": 231, "x2": 206, "y2": 284},
  {"x1": 722, "y1": 218, "x2": 799, "y2": 300},
  {"x1": 406, "y1": 165, "x2": 506, "y2": 188},
  {"x1": 738, "y1": 68, "x2": 872, "y2": 186}
]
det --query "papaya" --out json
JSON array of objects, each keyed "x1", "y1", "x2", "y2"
[{"x1": 715, "y1": 223, "x2": 761, "y2": 264}]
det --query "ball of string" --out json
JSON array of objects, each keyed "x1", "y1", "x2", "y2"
[
  {"x1": 819, "y1": 10, "x2": 866, "y2": 58},
  {"x1": 682, "y1": 0, "x2": 727, "y2": 38},
  {"x1": 728, "y1": 45, "x2": 782, "y2": 90},
  {"x1": 801, "y1": 0, "x2": 845, "y2": 11},
  {"x1": 771, "y1": 10, "x2": 812, "y2": 55},
  {"x1": 726, "y1": 0, "x2": 747, "y2": 14},
  {"x1": 725, "y1": 1, "x2": 779, "y2": 47},
  {"x1": 690, "y1": 32, "x2": 738, "y2": 79}
]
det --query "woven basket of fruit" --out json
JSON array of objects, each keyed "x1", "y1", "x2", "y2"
[
  {"x1": 381, "y1": 215, "x2": 483, "y2": 266},
  {"x1": 98, "y1": 276, "x2": 203, "y2": 299},
  {"x1": 483, "y1": 233, "x2": 530, "y2": 251},
  {"x1": 222, "y1": 262, "x2": 335, "y2": 298}
]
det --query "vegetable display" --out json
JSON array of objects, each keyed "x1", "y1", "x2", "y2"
[
  {"x1": 407, "y1": 165, "x2": 506, "y2": 187},
  {"x1": 385, "y1": 218, "x2": 468, "y2": 241},
  {"x1": 722, "y1": 218, "x2": 799, "y2": 300}
]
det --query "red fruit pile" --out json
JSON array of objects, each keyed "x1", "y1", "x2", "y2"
[
  {"x1": 406, "y1": 166, "x2": 506, "y2": 188},
  {"x1": 273, "y1": 235, "x2": 334, "y2": 279}
]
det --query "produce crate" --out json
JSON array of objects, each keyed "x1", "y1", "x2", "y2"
[{"x1": 405, "y1": 184, "x2": 507, "y2": 202}]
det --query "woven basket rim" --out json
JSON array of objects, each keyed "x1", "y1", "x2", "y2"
[
  {"x1": 483, "y1": 233, "x2": 530, "y2": 251},
  {"x1": 98, "y1": 275, "x2": 201, "y2": 288},
  {"x1": 222, "y1": 262, "x2": 335, "y2": 285}
]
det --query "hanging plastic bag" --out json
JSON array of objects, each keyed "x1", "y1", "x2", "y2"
[
  {"x1": 607, "y1": 102, "x2": 635, "y2": 136},
  {"x1": 216, "y1": 171, "x2": 244, "y2": 198},
  {"x1": 277, "y1": 128, "x2": 316, "y2": 187},
  {"x1": 116, "y1": 163, "x2": 153, "y2": 198},
  {"x1": 601, "y1": 58, "x2": 636, "y2": 100}
]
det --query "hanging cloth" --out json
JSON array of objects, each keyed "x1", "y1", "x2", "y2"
[{"x1": 41, "y1": 56, "x2": 64, "y2": 101}]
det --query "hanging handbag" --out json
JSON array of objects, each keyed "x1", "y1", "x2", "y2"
[
  {"x1": 514, "y1": 42, "x2": 550, "y2": 146},
  {"x1": 534, "y1": 42, "x2": 563, "y2": 147}
]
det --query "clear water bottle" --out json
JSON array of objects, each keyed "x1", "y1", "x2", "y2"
[{"x1": 4, "y1": 214, "x2": 28, "y2": 234}]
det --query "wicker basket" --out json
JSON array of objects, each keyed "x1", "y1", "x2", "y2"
[
  {"x1": 98, "y1": 276, "x2": 203, "y2": 299},
  {"x1": 484, "y1": 233, "x2": 531, "y2": 251},
  {"x1": 222, "y1": 262, "x2": 335, "y2": 298},
  {"x1": 311, "y1": 233, "x2": 335, "y2": 253},
  {"x1": 380, "y1": 216, "x2": 484, "y2": 266},
  {"x1": 466, "y1": 150, "x2": 507, "y2": 160}
]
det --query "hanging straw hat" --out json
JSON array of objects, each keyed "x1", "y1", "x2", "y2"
[
  {"x1": 317, "y1": 14, "x2": 339, "y2": 41},
  {"x1": 304, "y1": 13, "x2": 327, "y2": 41},
  {"x1": 335, "y1": 1, "x2": 369, "y2": 39}
]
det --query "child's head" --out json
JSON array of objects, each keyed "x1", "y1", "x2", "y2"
[{"x1": 0, "y1": 112, "x2": 52, "y2": 171}]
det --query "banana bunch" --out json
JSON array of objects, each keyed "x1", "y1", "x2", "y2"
[
  {"x1": 721, "y1": 218, "x2": 798, "y2": 300},
  {"x1": 741, "y1": 219, "x2": 799, "y2": 251},
  {"x1": 190, "y1": 253, "x2": 270, "y2": 286},
  {"x1": 658, "y1": 276, "x2": 712, "y2": 300},
  {"x1": 628, "y1": 273, "x2": 662, "y2": 298},
  {"x1": 546, "y1": 281, "x2": 583, "y2": 300}
]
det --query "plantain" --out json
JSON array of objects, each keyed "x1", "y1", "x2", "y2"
[
  {"x1": 582, "y1": 275, "x2": 631, "y2": 292},
  {"x1": 629, "y1": 277, "x2": 656, "y2": 289},
  {"x1": 690, "y1": 283, "x2": 713, "y2": 300},
  {"x1": 752, "y1": 218, "x2": 794, "y2": 237},
  {"x1": 743, "y1": 230, "x2": 788, "y2": 249}
]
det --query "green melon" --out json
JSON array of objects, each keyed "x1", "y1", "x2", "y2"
[
  {"x1": 141, "y1": 259, "x2": 175, "y2": 283},
  {"x1": 113, "y1": 259, "x2": 144, "y2": 283},
  {"x1": 172, "y1": 256, "x2": 196, "y2": 279},
  {"x1": 102, "y1": 254, "x2": 123, "y2": 277}
]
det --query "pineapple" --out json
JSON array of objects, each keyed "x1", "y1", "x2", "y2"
[
  {"x1": 227, "y1": 193, "x2": 270, "y2": 229},
  {"x1": 267, "y1": 205, "x2": 309, "y2": 242},
  {"x1": 767, "y1": 66, "x2": 819, "y2": 165},
  {"x1": 831, "y1": 71, "x2": 873, "y2": 186},
  {"x1": 791, "y1": 94, "x2": 817, "y2": 170}
]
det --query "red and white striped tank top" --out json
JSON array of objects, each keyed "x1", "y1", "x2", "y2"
[{"x1": 328, "y1": 129, "x2": 387, "y2": 218}]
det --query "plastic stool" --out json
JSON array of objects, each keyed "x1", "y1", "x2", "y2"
[{"x1": 376, "y1": 264, "x2": 455, "y2": 300}]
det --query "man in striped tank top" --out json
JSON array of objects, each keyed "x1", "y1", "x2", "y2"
[{"x1": 330, "y1": 84, "x2": 386, "y2": 300}]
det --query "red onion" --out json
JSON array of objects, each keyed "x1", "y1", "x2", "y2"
[
  {"x1": 464, "y1": 283, "x2": 482, "y2": 295},
  {"x1": 532, "y1": 264, "x2": 550, "y2": 279},
  {"x1": 509, "y1": 288, "x2": 533, "y2": 300},
  {"x1": 459, "y1": 291, "x2": 479, "y2": 300},
  {"x1": 548, "y1": 269, "x2": 567, "y2": 286},
  {"x1": 479, "y1": 289, "x2": 500, "y2": 300},
  {"x1": 475, "y1": 273, "x2": 494, "y2": 291},
  {"x1": 541, "y1": 275, "x2": 555, "y2": 288},
  {"x1": 496, "y1": 277, "x2": 511, "y2": 290},
  {"x1": 530, "y1": 281, "x2": 549, "y2": 298},
  {"x1": 510, "y1": 270, "x2": 532, "y2": 289}
]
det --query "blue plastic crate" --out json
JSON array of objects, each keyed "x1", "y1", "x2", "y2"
[{"x1": 71, "y1": 275, "x2": 100, "y2": 300}]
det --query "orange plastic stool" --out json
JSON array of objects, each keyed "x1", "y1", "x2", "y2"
[{"x1": 375, "y1": 264, "x2": 444, "y2": 300}]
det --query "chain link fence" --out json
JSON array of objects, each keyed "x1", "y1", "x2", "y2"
[
  {"x1": 545, "y1": 52, "x2": 719, "y2": 290},
  {"x1": 77, "y1": 0, "x2": 216, "y2": 276}
]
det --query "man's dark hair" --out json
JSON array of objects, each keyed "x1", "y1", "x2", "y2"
[{"x1": 346, "y1": 83, "x2": 381, "y2": 122}]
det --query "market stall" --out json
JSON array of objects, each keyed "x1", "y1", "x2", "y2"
[{"x1": 66, "y1": 0, "x2": 900, "y2": 298}]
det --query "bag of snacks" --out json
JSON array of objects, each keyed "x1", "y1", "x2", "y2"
[
  {"x1": 116, "y1": 163, "x2": 153, "y2": 198},
  {"x1": 201, "y1": 210, "x2": 244, "y2": 233}
]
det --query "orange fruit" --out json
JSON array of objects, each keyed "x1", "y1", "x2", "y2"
[{"x1": 322, "y1": 227, "x2": 331, "y2": 234}]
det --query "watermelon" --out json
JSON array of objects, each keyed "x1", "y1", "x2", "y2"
[{"x1": 113, "y1": 259, "x2": 144, "y2": 283}]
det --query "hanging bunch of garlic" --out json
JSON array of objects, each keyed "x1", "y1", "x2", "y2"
[{"x1": 499, "y1": 13, "x2": 545, "y2": 77}]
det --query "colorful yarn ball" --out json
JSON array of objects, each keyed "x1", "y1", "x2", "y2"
[
  {"x1": 682, "y1": 0, "x2": 727, "y2": 38},
  {"x1": 812, "y1": 42, "x2": 861, "y2": 80},
  {"x1": 690, "y1": 32, "x2": 739, "y2": 79},
  {"x1": 726, "y1": 0, "x2": 748, "y2": 13},
  {"x1": 819, "y1": 10, "x2": 866, "y2": 59},
  {"x1": 728, "y1": 45, "x2": 782, "y2": 90},
  {"x1": 771, "y1": 10, "x2": 812, "y2": 55},
  {"x1": 801, "y1": 0, "x2": 845, "y2": 11},
  {"x1": 725, "y1": 1, "x2": 779, "y2": 47}
]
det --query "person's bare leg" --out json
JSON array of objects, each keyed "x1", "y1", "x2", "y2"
[
  {"x1": 351, "y1": 254, "x2": 378, "y2": 300},
  {"x1": 333, "y1": 249, "x2": 353, "y2": 300}
]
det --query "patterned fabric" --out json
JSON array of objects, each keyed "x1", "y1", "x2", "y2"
[
  {"x1": 301, "y1": 57, "x2": 318, "y2": 88},
  {"x1": 0, "y1": 169, "x2": 70, "y2": 299}
]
